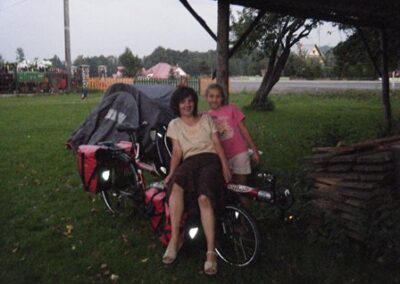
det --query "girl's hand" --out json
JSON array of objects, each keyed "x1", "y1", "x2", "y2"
[
  {"x1": 222, "y1": 163, "x2": 232, "y2": 183},
  {"x1": 251, "y1": 150, "x2": 260, "y2": 165}
]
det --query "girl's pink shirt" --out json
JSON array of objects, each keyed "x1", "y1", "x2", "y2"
[{"x1": 207, "y1": 104, "x2": 248, "y2": 159}]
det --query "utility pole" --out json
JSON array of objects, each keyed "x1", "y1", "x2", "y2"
[{"x1": 63, "y1": 0, "x2": 72, "y2": 92}]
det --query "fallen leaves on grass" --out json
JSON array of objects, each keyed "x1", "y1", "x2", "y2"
[
  {"x1": 110, "y1": 274, "x2": 120, "y2": 282},
  {"x1": 12, "y1": 243, "x2": 20, "y2": 253},
  {"x1": 90, "y1": 207, "x2": 99, "y2": 214},
  {"x1": 100, "y1": 263, "x2": 110, "y2": 276},
  {"x1": 97, "y1": 263, "x2": 120, "y2": 282},
  {"x1": 121, "y1": 234, "x2": 129, "y2": 243},
  {"x1": 63, "y1": 224, "x2": 74, "y2": 238},
  {"x1": 147, "y1": 243, "x2": 157, "y2": 250}
]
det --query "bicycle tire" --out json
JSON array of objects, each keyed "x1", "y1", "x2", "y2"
[
  {"x1": 215, "y1": 205, "x2": 261, "y2": 267},
  {"x1": 100, "y1": 153, "x2": 141, "y2": 216}
]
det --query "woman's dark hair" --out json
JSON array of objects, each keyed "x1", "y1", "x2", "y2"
[
  {"x1": 205, "y1": 83, "x2": 226, "y2": 101},
  {"x1": 170, "y1": 86, "x2": 198, "y2": 117}
]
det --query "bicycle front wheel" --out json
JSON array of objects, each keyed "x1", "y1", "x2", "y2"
[
  {"x1": 100, "y1": 158, "x2": 140, "y2": 216},
  {"x1": 216, "y1": 205, "x2": 261, "y2": 267}
]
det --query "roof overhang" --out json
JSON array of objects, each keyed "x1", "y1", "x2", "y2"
[{"x1": 227, "y1": 0, "x2": 400, "y2": 30}]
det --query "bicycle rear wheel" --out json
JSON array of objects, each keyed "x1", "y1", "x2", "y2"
[
  {"x1": 100, "y1": 158, "x2": 141, "y2": 216},
  {"x1": 216, "y1": 205, "x2": 260, "y2": 267}
]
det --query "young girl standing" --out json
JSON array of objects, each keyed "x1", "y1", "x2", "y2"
[{"x1": 206, "y1": 83, "x2": 260, "y2": 189}]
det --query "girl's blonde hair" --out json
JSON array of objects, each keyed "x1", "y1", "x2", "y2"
[{"x1": 205, "y1": 83, "x2": 226, "y2": 101}]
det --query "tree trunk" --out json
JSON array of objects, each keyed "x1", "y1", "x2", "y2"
[
  {"x1": 251, "y1": 46, "x2": 291, "y2": 109},
  {"x1": 380, "y1": 28, "x2": 392, "y2": 134}
]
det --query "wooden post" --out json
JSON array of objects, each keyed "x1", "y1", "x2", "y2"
[
  {"x1": 380, "y1": 28, "x2": 392, "y2": 134},
  {"x1": 393, "y1": 145, "x2": 400, "y2": 198},
  {"x1": 217, "y1": 0, "x2": 230, "y2": 103},
  {"x1": 64, "y1": 0, "x2": 72, "y2": 92}
]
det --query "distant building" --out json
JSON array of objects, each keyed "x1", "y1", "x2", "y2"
[
  {"x1": 306, "y1": 45, "x2": 326, "y2": 64},
  {"x1": 141, "y1": 62, "x2": 188, "y2": 79},
  {"x1": 295, "y1": 43, "x2": 326, "y2": 65}
]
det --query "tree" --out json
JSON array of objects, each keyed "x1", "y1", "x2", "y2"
[
  {"x1": 49, "y1": 55, "x2": 64, "y2": 68},
  {"x1": 143, "y1": 47, "x2": 217, "y2": 76},
  {"x1": 232, "y1": 9, "x2": 318, "y2": 109},
  {"x1": 283, "y1": 52, "x2": 325, "y2": 79},
  {"x1": 73, "y1": 55, "x2": 123, "y2": 77},
  {"x1": 106, "y1": 55, "x2": 118, "y2": 75},
  {"x1": 332, "y1": 28, "x2": 400, "y2": 79},
  {"x1": 16, "y1": 47, "x2": 25, "y2": 62},
  {"x1": 0, "y1": 54, "x2": 4, "y2": 65},
  {"x1": 118, "y1": 47, "x2": 142, "y2": 77},
  {"x1": 198, "y1": 60, "x2": 211, "y2": 76}
]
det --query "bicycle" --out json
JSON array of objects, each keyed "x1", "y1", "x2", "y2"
[
  {"x1": 177, "y1": 172, "x2": 293, "y2": 267},
  {"x1": 94, "y1": 123, "x2": 158, "y2": 216},
  {"x1": 77, "y1": 122, "x2": 294, "y2": 267}
]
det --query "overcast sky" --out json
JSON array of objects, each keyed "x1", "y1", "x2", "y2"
[{"x1": 0, "y1": 0, "x2": 345, "y2": 62}]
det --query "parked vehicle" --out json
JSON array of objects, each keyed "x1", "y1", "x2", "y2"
[
  {"x1": 0, "y1": 64, "x2": 78, "y2": 93},
  {"x1": 0, "y1": 66, "x2": 15, "y2": 93}
]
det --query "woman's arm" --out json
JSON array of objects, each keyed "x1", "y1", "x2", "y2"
[
  {"x1": 212, "y1": 133, "x2": 232, "y2": 183},
  {"x1": 164, "y1": 138, "x2": 183, "y2": 185},
  {"x1": 238, "y1": 121, "x2": 260, "y2": 164}
]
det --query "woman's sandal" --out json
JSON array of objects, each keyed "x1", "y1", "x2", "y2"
[
  {"x1": 162, "y1": 241, "x2": 183, "y2": 265},
  {"x1": 204, "y1": 251, "x2": 218, "y2": 275}
]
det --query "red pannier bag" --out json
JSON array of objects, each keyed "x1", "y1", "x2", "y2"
[
  {"x1": 77, "y1": 145, "x2": 102, "y2": 193},
  {"x1": 145, "y1": 183, "x2": 188, "y2": 246},
  {"x1": 76, "y1": 142, "x2": 132, "y2": 194},
  {"x1": 145, "y1": 182, "x2": 167, "y2": 233}
]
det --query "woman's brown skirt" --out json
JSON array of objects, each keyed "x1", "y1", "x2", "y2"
[{"x1": 168, "y1": 153, "x2": 225, "y2": 215}]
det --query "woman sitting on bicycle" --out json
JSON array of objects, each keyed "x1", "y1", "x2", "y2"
[{"x1": 163, "y1": 86, "x2": 231, "y2": 275}]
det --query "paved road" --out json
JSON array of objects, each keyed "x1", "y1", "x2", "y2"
[{"x1": 230, "y1": 79, "x2": 399, "y2": 93}]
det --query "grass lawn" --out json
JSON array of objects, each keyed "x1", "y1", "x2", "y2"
[{"x1": 1, "y1": 91, "x2": 400, "y2": 283}]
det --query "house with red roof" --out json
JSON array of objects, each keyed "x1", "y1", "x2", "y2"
[{"x1": 141, "y1": 62, "x2": 187, "y2": 79}]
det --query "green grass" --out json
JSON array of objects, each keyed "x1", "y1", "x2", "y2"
[{"x1": 1, "y1": 91, "x2": 400, "y2": 283}]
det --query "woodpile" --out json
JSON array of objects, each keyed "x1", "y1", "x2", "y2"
[{"x1": 308, "y1": 135, "x2": 400, "y2": 241}]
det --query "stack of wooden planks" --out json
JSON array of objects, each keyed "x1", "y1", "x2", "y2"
[{"x1": 308, "y1": 135, "x2": 400, "y2": 240}]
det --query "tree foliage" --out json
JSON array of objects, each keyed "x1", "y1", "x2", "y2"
[
  {"x1": 143, "y1": 46, "x2": 267, "y2": 77},
  {"x1": 283, "y1": 52, "x2": 325, "y2": 79},
  {"x1": 73, "y1": 54, "x2": 119, "y2": 77},
  {"x1": 48, "y1": 55, "x2": 64, "y2": 68},
  {"x1": 118, "y1": 47, "x2": 142, "y2": 77},
  {"x1": 143, "y1": 47, "x2": 215, "y2": 76},
  {"x1": 16, "y1": 47, "x2": 25, "y2": 63},
  {"x1": 232, "y1": 9, "x2": 318, "y2": 109},
  {"x1": 333, "y1": 28, "x2": 400, "y2": 79}
]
